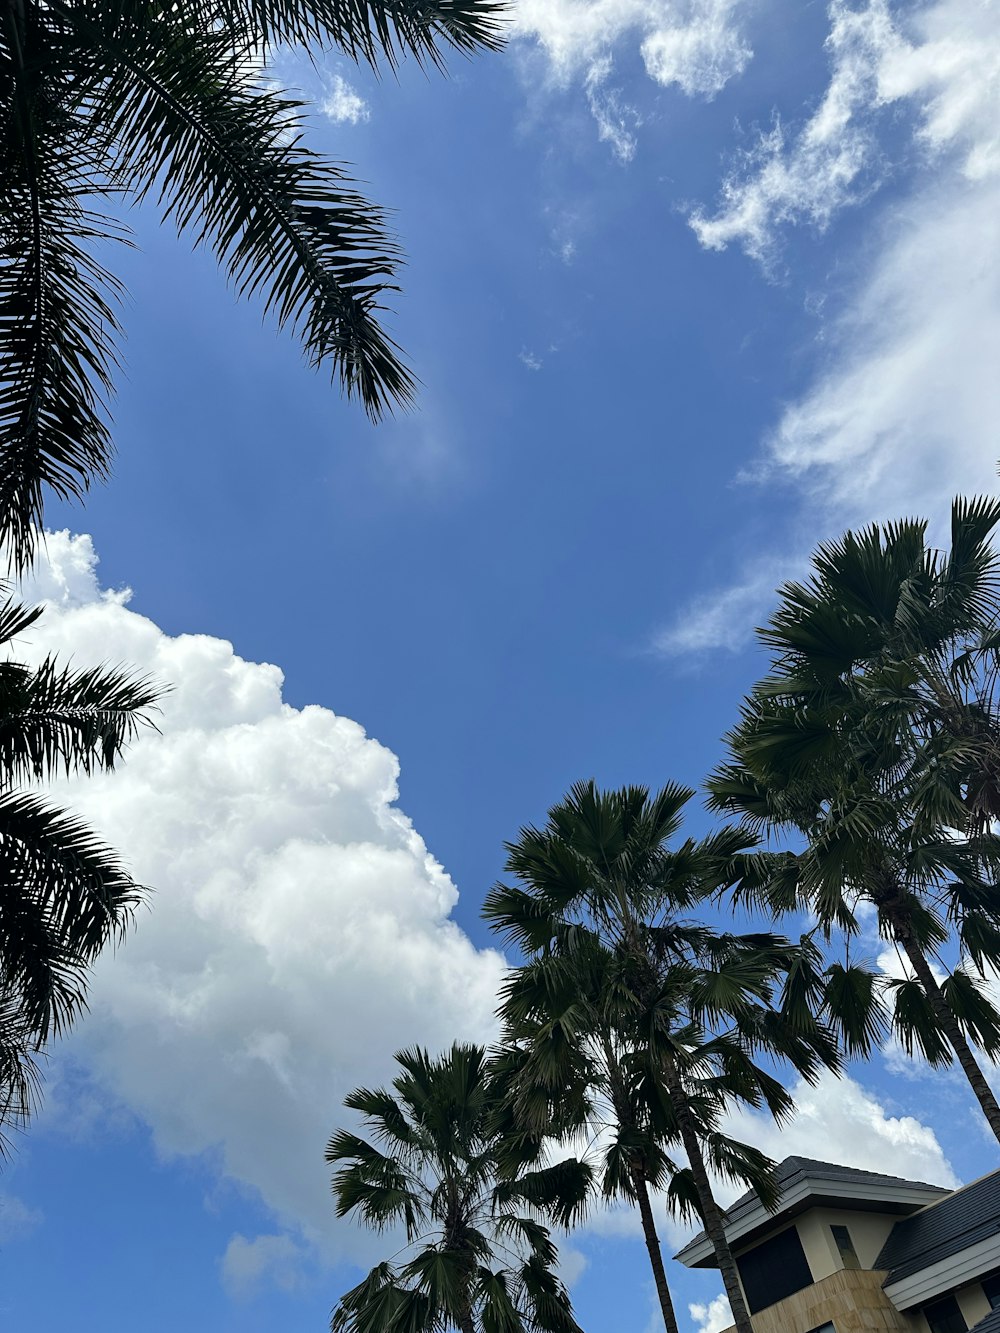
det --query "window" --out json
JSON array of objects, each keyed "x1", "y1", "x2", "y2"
[
  {"x1": 922, "y1": 1295, "x2": 967, "y2": 1333},
  {"x1": 805, "y1": 1324, "x2": 836, "y2": 1333},
  {"x1": 984, "y1": 1273, "x2": 1000, "y2": 1311},
  {"x1": 736, "y1": 1226, "x2": 813, "y2": 1315},
  {"x1": 830, "y1": 1224, "x2": 861, "y2": 1270}
]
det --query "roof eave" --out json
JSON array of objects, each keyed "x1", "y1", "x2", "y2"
[{"x1": 674, "y1": 1178, "x2": 950, "y2": 1269}]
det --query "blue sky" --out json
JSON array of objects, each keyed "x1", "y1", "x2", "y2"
[{"x1": 3, "y1": 2, "x2": 1000, "y2": 1330}]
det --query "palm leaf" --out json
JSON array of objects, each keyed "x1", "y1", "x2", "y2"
[{"x1": 0, "y1": 789, "x2": 143, "y2": 1039}]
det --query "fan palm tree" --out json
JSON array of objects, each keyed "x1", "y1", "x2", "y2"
[
  {"x1": 483, "y1": 780, "x2": 841, "y2": 1333},
  {"x1": 327, "y1": 1042, "x2": 590, "y2": 1333},
  {"x1": 0, "y1": 0, "x2": 504, "y2": 569},
  {"x1": 491, "y1": 975, "x2": 688, "y2": 1333},
  {"x1": 707, "y1": 497, "x2": 1000, "y2": 1143},
  {"x1": 0, "y1": 591, "x2": 159, "y2": 1150}
]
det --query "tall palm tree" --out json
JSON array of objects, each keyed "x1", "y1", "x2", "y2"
[
  {"x1": 0, "y1": 0, "x2": 504, "y2": 569},
  {"x1": 483, "y1": 780, "x2": 840, "y2": 1333},
  {"x1": 708, "y1": 497, "x2": 1000, "y2": 1143},
  {"x1": 491, "y1": 970, "x2": 689, "y2": 1333},
  {"x1": 327, "y1": 1042, "x2": 590, "y2": 1333},
  {"x1": 0, "y1": 591, "x2": 159, "y2": 1150}
]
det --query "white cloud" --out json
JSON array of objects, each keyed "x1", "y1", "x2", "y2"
[
  {"x1": 638, "y1": 0, "x2": 751, "y2": 98},
  {"x1": 0, "y1": 1193, "x2": 43, "y2": 1244},
  {"x1": 556, "y1": 1244, "x2": 589, "y2": 1288},
  {"x1": 689, "y1": 1293, "x2": 733, "y2": 1333},
  {"x1": 321, "y1": 73, "x2": 370, "y2": 124},
  {"x1": 20, "y1": 532, "x2": 507, "y2": 1261},
  {"x1": 691, "y1": 0, "x2": 1000, "y2": 260},
  {"x1": 724, "y1": 1070, "x2": 959, "y2": 1189},
  {"x1": 221, "y1": 1233, "x2": 310, "y2": 1299},
  {"x1": 662, "y1": 0, "x2": 1000, "y2": 655},
  {"x1": 520, "y1": 347, "x2": 544, "y2": 370},
  {"x1": 766, "y1": 176, "x2": 1000, "y2": 517},
  {"x1": 652, "y1": 557, "x2": 796, "y2": 656},
  {"x1": 516, "y1": 0, "x2": 750, "y2": 94},
  {"x1": 585, "y1": 56, "x2": 641, "y2": 162},
  {"x1": 877, "y1": 0, "x2": 1000, "y2": 178},
  {"x1": 514, "y1": 0, "x2": 750, "y2": 150},
  {"x1": 691, "y1": 0, "x2": 902, "y2": 261}
]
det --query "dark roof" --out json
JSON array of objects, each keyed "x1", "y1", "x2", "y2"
[
  {"x1": 709, "y1": 1155, "x2": 947, "y2": 1230},
  {"x1": 970, "y1": 1310, "x2": 1000, "y2": 1333},
  {"x1": 675, "y1": 1157, "x2": 950, "y2": 1265},
  {"x1": 875, "y1": 1168, "x2": 1000, "y2": 1285}
]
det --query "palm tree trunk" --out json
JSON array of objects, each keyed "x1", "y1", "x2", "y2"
[
  {"x1": 664, "y1": 1063, "x2": 753, "y2": 1333},
  {"x1": 631, "y1": 1163, "x2": 681, "y2": 1333},
  {"x1": 892, "y1": 923, "x2": 1000, "y2": 1143}
]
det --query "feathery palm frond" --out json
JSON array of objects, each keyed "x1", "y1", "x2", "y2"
[
  {"x1": 710, "y1": 498, "x2": 1000, "y2": 1143},
  {"x1": 0, "y1": 0, "x2": 506, "y2": 565},
  {"x1": 0, "y1": 593, "x2": 159, "y2": 1145}
]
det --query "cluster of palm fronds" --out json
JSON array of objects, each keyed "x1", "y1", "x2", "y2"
[
  {"x1": 0, "y1": 0, "x2": 505, "y2": 569},
  {"x1": 330, "y1": 497, "x2": 1000, "y2": 1333},
  {"x1": 0, "y1": 592, "x2": 159, "y2": 1155}
]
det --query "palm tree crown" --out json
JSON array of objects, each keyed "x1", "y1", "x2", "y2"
[
  {"x1": 708, "y1": 497, "x2": 1000, "y2": 1142},
  {"x1": 0, "y1": 591, "x2": 159, "y2": 1150},
  {"x1": 327, "y1": 1042, "x2": 590, "y2": 1333},
  {"x1": 483, "y1": 780, "x2": 840, "y2": 1333},
  {"x1": 0, "y1": 0, "x2": 505, "y2": 567}
]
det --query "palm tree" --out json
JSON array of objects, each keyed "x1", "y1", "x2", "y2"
[
  {"x1": 707, "y1": 497, "x2": 1000, "y2": 1143},
  {"x1": 492, "y1": 976, "x2": 689, "y2": 1333},
  {"x1": 327, "y1": 1042, "x2": 590, "y2": 1333},
  {"x1": 0, "y1": 591, "x2": 159, "y2": 1150},
  {"x1": 483, "y1": 780, "x2": 840, "y2": 1333},
  {"x1": 0, "y1": 0, "x2": 504, "y2": 569}
]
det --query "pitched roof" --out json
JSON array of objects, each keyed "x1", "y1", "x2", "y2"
[
  {"x1": 875, "y1": 1168, "x2": 1000, "y2": 1285},
  {"x1": 674, "y1": 1156, "x2": 951, "y2": 1269},
  {"x1": 970, "y1": 1309, "x2": 1000, "y2": 1333}
]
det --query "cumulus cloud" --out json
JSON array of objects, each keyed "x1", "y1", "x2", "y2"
[
  {"x1": 321, "y1": 73, "x2": 369, "y2": 124},
  {"x1": 724, "y1": 1070, "x2": 959, "y2": 1189},
  {"x1": 661, "y1": 0, "x2": 1000, "y2": 655},
  {"x1": 689, "y1": 1294, "x2": 733, "y2": 1333},
  {"x1": 20, "y1": 532, "x2": 507, "y2": 1260}
]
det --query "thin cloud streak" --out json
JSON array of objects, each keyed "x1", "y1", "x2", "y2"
[{"x1": 659, "y1": 0, "x2": 1000, "y2": 656}]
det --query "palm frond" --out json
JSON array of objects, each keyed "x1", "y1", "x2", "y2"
[
  {"x1": 0, "y1": 2, "x2": 125, "y2": 567},
  {"x1": 0, "y1": 789, "x2": 144, "y2": 1039},
  {"x1": 71, "y1": 6, "x2": 415, "y2": 420},
  {"x1": 0, "y1": 646, "x2": 160, "y2": 783}
]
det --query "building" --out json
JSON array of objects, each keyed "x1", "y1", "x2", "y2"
[{"x1": 674, "y1": 1157, "x2": 1000, "y2": 1333}]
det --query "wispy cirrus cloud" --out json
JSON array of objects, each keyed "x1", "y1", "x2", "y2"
[
  {"x1": 515, "y1": 0, "x2": 752, "y2": 154},
  {"x1": 690, "y1": 0, "x2": 902, "y2": 262},
  {"x1": 660, "y1": 0, "x2": 1000, "y2": 657}
]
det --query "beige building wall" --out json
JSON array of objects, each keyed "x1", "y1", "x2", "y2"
[
  {"x1": 797, "y1": 1208, "x2": 902, "y2": 1280},
  {"x1": 955, "y1": 1281, "x2": 992, "y2": 1330},
  {"x1": 716, "y1": 1268, "x2": 918, "y2": 1333}
]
